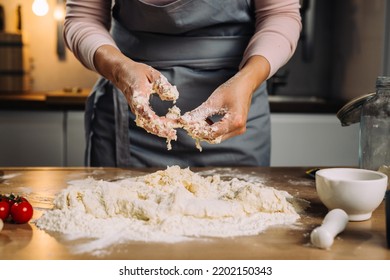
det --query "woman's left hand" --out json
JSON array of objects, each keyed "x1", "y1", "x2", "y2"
[
  {"x1": 181, "y1": 74, "x2": 251, "y2": 143},
  {"x1": 180, "y1": 55, "x2": 270, "y2": 143}
]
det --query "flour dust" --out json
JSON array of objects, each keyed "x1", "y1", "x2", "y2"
[{"x1": 35, "y1": 166, "x2": 304, "y2": 255}]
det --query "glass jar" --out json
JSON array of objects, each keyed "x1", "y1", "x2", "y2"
[{"x1": 359, "y1": 76, "x2": 390, "y2": 171}]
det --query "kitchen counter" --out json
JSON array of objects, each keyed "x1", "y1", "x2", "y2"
[
  {"x1": 0, "y1": 166, "x2": 388, "y2": 260},
  {"x1": 0, "y1": 90, "x2": 90, "y2": 111},
  {"x1": 0, "y1": 90, "x2": 345, "y2": 113}
]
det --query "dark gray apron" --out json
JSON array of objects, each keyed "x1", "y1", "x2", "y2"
[{"x1": 85, "y1": 0, "x2": 271, "y2": 167}]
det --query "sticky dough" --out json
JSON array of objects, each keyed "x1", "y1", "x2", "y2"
[{"x1": 134, "y1": 76, "x2": 219, "y2": 151}]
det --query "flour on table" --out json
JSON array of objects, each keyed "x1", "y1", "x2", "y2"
[{"x1": 35, "y1": 166, "x2": 303, "y2": 254}]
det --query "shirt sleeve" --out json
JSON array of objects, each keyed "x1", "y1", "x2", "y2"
[
  {"x1": 240, "y1": 0, "x2": 302, "y2": 79},
  {"x1": 64, "y1": 0, "x2": 301, "y2": 77},
  {"x1": 64, "y1": 0, "x2": 117, "y2": 71}
]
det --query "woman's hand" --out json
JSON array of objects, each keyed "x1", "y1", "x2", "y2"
[
  {"x1": 181, "y1": 55, "x2": 270, "y2": 143},
  {"x1": 116, "y1": 61, "x2": 180, "y2": 141},
  {"x1": 94, "y1": 45, "x2": 180, "y2": 141},
  {"x1": 180, "y1": 73, "x2": 251, "y2": 144}
]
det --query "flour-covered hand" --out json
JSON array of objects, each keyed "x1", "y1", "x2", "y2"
[
  {"x1": 129, "y1": 67, "x2": 181, "y2": 143},
  {"x1": 181, "y1": 72, "x2": 252, "y2": 146},
  {"x1": 94, "y1": 45, "x2": 181, "y2": 147}
]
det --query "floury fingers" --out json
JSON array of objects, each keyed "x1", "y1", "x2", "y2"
[
  {"x1": 133, "y1": 75, "x2": 182, "y2": 149},
  {"x1": 134, "y1": 74, "x2": 222, "y2": 151},
  {"x1": 152, "y1": 75, "x2": 179, "y2": 102}
]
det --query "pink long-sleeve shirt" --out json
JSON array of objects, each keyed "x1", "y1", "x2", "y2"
[{"x1": 64, "y1": 0, "x2": 301, "y2": 78}]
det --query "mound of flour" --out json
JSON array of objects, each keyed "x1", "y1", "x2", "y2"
[{"x1": 35, "y1": 166, "x2": 302, "y2": 254}]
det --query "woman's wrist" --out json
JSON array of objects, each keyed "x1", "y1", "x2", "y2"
[
  {"x1": 238, "y1": 55, "x2": 270, "y2": 94},
  {"x1": 93, "y1": 45, "x2": 132, "y2": 83}
]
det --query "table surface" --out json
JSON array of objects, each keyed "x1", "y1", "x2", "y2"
[{"x1": 0, "y1": 167, "x2": 389, "y2": 260}]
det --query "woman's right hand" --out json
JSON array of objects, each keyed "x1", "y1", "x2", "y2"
[{"x1": 94, "y1": 45, "x2": 180, "y2": 140}]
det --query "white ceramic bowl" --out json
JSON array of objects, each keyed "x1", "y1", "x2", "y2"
[{"x1": 315, "y1": 168, "x2": 388, "y2": 221}]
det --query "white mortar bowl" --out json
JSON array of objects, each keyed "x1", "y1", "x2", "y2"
[{"x1": 315, "y1": 168, "x2": 388, "y2": 221}]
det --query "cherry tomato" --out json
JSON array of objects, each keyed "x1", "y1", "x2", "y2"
[
  {"x1": 0, "y1": 201, "x2": 10, "y2": 221},
  {"x1": 1, "y1": 194, "x2": 15, "y2": 208},
  {"x1": 10, "y1": 201, "x2": 33, "y2": 224}
]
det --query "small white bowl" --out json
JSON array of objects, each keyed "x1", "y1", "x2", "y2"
[{"x1": 315, "y1": 168, "x2": 388, "y2": 221}]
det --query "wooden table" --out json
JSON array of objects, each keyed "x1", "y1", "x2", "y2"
[{"x1": 0, "y1": 167, "x2": 389, "y2": 260}]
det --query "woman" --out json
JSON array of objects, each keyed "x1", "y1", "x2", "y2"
[{"x1": 64, "y1": 0, "x2": 301, "y2": 167}]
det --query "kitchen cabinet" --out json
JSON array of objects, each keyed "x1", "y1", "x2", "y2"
[
  {"x1": 65, "y1": 111, "x2": 85, "y2": 166},
  {"x1": 271, "y1": 114, "x2": 359, "y2": 167},
  {"x1": 62, "y1": 112, "x2": 360, "y2": 167},
  {"x1": 0, "y1": 110, "x2": 64, "y2": 166},
  {"x1": 65, "y1": 113, "x2": 361, "y2": 167},
  {"x1": 0, "y1": 111, "x2": 359, "y2": 167},
  {"x1": 0, "y1": 110, "x2": 85, "y2": 167}
]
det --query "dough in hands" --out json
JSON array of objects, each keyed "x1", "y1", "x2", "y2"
[
  {"x1": 133, "y1": 75, "x2": 181, "y2": 150},
  {"x1": 134, "y1": 75, "x2": 220, "y2": 151}
]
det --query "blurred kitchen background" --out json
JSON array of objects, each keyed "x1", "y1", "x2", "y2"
[
  {"x1": 0, "y1": 0, "x2": 97, "y2": 92},
  {"x1": 0, "y1": 0, "x2": 388, "y2": 167}
]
